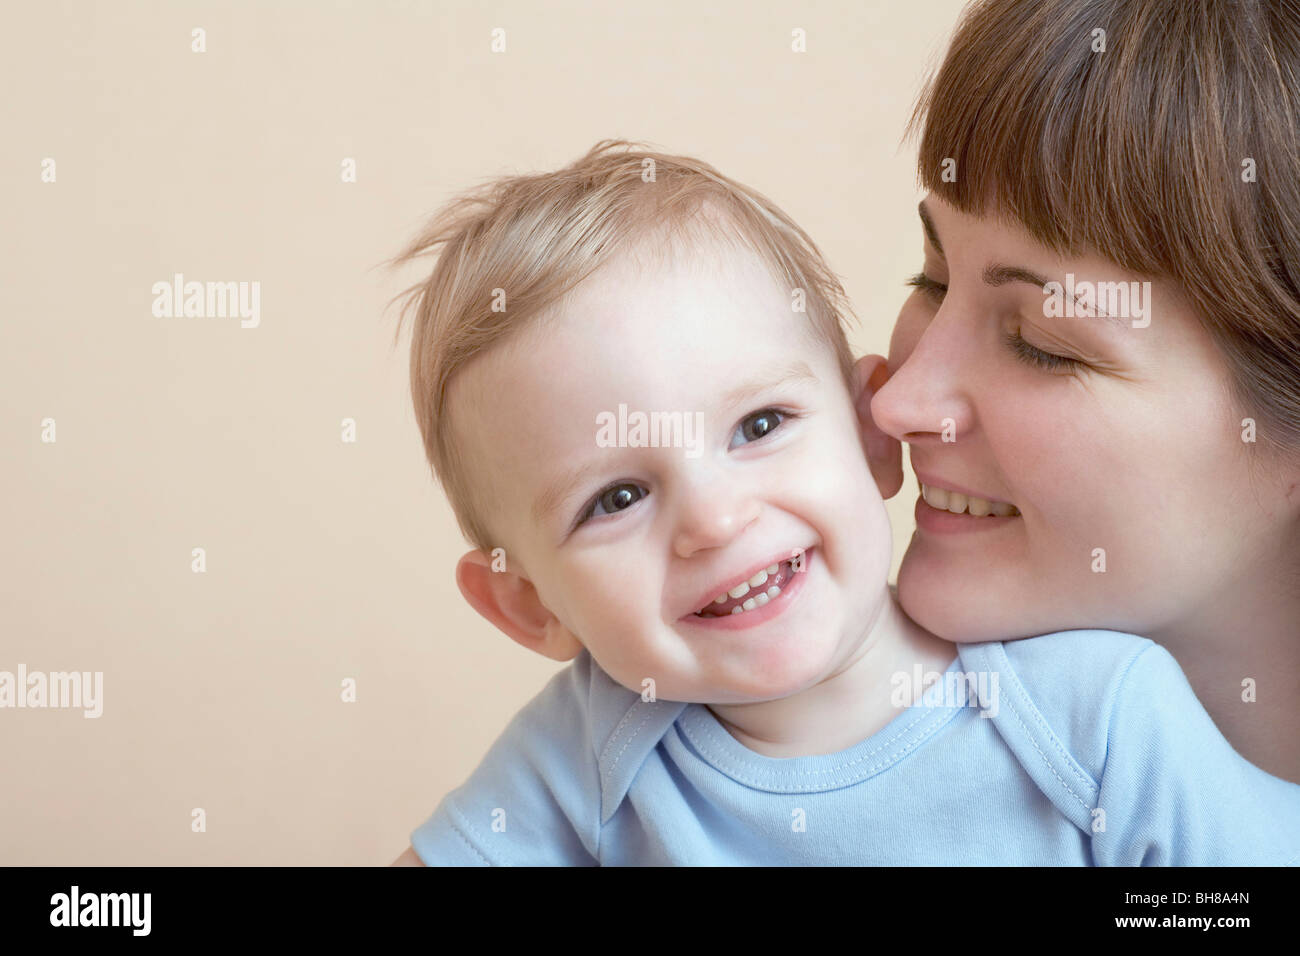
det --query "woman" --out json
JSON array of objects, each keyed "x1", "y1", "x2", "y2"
[{"x1": 870, "y1": 0, "x2": 1300, "y2": 782}]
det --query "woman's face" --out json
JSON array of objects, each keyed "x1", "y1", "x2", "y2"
[{"x1": 871, "y1": 194, "x2": 1298, "y2": 644}]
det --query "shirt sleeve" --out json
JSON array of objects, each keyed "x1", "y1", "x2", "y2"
[
  {"x1": 1091, "y1": 642, "x2": 1300, "y2": 866},
  {"x1": 409, "y1": 656, "x2": 603, "y2": 866}
]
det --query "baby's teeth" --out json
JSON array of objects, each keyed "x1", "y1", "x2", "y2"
[
  {"x1": 720, "y1": 583, "x2": 784, "y2": 617},
  {"x1": 990, "y1": 501, "x2": 1015, "y2": 517},
  {"x1": 967, "y1": 497, "x2": 991, "y2": 517},
  {"x1": 946, "y1": 492, "x2": 968, "y2": 514},
  {"x1": 923, "y1": 484, "x2": 949, "y2": 510},
  {"x1": 712, "y1": 561, "x2": 793, "y2": 616}
]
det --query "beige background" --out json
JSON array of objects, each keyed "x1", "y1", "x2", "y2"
[{"x1": 2, "y1": 0, "x2": 968, "y2": 864}]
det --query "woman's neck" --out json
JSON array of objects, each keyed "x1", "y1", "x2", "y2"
[{"x1": 1150, "y1": 552, "x2": 1300, "y2": 784}]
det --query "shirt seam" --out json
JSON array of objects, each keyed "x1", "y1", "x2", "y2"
[
  {"x1": 444, "y1": 798, "x2": 496, "y2": 866},
  {"x1": 679, "y1": 702, "x2": 961, "y2": 791},
  {"x1": 601, "y1": 706, "x2": 656, "y2": 784},
  {"x1": 450, "y1": 822, "x2": 492, "y2": 866},
  {"x1": 988, "y1": 641, "x2": 1100, "y2": 805},
  {"x1": 998, "y1": 669, "x2": 1094, "y2": 815}
]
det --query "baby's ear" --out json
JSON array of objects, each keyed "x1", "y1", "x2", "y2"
[
  {"x1": 455, "y1": 550, "x2": 584, "y2": 662},
  {"x1": 851, "y1": 355, "x2": 903, "y2": 499}
]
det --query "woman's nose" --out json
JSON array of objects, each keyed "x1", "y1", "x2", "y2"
[
  {"x1": 871, "y1": 311, "x2": 976, "y2": 447},
  {"x1": 672, "y1": 476, "x2": 761, "y2": 559}
]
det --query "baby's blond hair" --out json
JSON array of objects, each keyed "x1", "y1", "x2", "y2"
[{"x1": 388, "y1": 140, "x2": 857, "y2": 554}]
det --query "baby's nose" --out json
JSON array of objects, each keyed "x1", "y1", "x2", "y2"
[{"x1": 671, "y1": 484, "x2": 761, "y2": 559}]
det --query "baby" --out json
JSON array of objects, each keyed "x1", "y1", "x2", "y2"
[{"x1": 391, "y1": 141, "x2": 1300, "y2": 866}]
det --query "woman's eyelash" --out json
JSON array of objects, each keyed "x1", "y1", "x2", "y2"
[
  {"x1": 906, "y1": 271, "x2": 1080, "y2": 372},
  {"x1": 1003, "y1": 330, "x2": 1082, "y2": 371},
  {"x1": 906, "y1": 272, "x2": 948, "y2": 302}
]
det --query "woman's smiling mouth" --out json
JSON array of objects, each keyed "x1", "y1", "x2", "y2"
[
  {"x1": 919, "y1": 483, "x2": 1019, "y2": 517},
  {"x1": 913, "y1": 474, "x2": 1020, "y2": 534}
]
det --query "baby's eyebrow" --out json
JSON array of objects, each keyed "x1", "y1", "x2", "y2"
[
  {"x1": 722, "y1": 359, "x2": 819, "y2": 409},
  {"x1": 533, "y1": 458, "x2": 607, "y2": 526},
  {"x1": 532, "y1": 360, "x2": 820, "y2": 528}
]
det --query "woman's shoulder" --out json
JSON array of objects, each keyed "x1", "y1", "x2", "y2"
[{"x1": 958, "y1": 628, "x2": 1160, "y2": 709}]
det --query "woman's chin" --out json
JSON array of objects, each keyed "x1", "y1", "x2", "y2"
[{"x1": 896, "y1": 553, "x2": 1020, "y2": 644}]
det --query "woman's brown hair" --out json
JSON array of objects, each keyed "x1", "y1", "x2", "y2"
[{"x1": 912, "y1": 0, "x2": 1300, "y2": 454}]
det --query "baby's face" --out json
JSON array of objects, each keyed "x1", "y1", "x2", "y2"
[{"x1": 452, "y1": 240, "x2": 894, "y2": 703}]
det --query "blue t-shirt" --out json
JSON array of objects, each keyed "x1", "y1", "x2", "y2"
[{"x1": 409, "y1": 630, "x2": 1300, "y2": 865}]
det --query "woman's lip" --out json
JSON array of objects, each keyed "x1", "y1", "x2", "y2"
[
  {"x1": 681, "y1": 548, "x2": 814, "y2": 629},
  {"x1": 914, "y1": 494, "x2": 1019, "y2": 534},
  {"x1": 911, "y1": 468, "x2": 1014, "y2": 507}
]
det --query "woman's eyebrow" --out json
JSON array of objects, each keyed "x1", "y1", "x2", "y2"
[
  {"x1": 918, "y1": 203, "x2": 1057, "y2": 291},
  {"x1": 983, "y1": 263, "x2": 1049, "y2": 289},
  {"x1": 984, "y1": 263, "x2": 1128, "y2": 326},
  {"x1": 918, "y1": 201, "x2": 944, "y2": 256},
  {"x1": 920, "y1": 202, "x2": 1133, "y2": 327}
]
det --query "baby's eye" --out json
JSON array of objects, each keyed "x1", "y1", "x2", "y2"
[
  {"x1": 577, "y1": 482, "x2": 647, "y2": 526},
  {"x1": 729, "y1": 408, "x2": 788, "y2": 449}
]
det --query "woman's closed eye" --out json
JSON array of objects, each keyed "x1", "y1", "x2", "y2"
[
  {"x1": 572, "y1": 406, "x2": 802, "y2": 528},
  {"x1": 906, "y1": 271, "x2": 948, "y2": 304},
  {"x1": 906, "y1": 271, "x2": 1084, "y2": 371},
  {"x1": 1003, "y1": 329, "x2": 1084, "y2": 372}
]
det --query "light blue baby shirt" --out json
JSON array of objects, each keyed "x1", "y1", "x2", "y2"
[{"x1": 410, "y1": 629, "x2": 1300, "y2": 865}]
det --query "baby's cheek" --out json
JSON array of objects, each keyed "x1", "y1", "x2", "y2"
[{"x1": 790, "y1": 427, "x2": 872, "y2": 496}]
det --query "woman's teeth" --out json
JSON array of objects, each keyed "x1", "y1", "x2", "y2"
[{"x1": 920, "y1": 483, "x2": 1019, "y2": 517}]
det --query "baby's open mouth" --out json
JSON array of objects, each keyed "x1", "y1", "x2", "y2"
[{"x1": 694, "y1": 557, "x2": 801, "y2": 618}]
